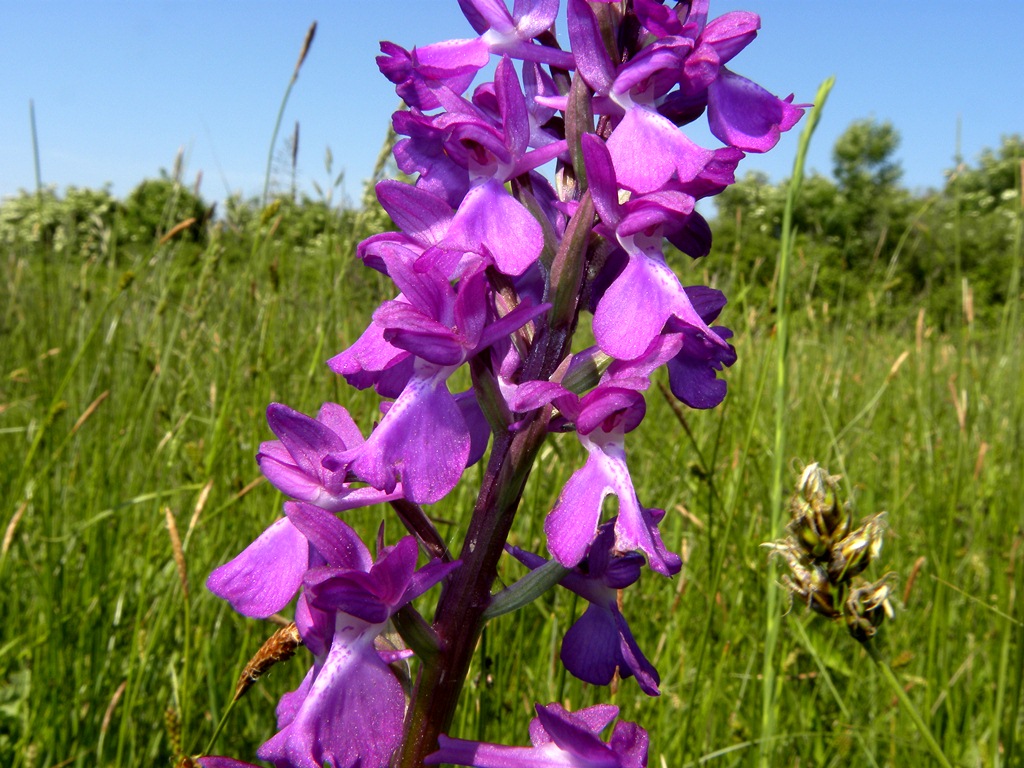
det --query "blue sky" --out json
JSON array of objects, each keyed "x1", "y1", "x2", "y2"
[{"x1": 2, "y1": 2, "x2": 1022, "y2": 207}]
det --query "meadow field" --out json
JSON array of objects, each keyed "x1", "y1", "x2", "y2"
[{"x1": 1, "y1": 162, "x2": 1022, "y2": 768}]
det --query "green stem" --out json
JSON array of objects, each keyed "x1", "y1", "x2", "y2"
[
  {"x1": 262, "y1": 22, "x2": 316, "y2": 208},
  {"x1": 863, "y1": 641, "x2": 954, "y2": 768},
  {"x1": 201, "y1": 694, "x2": 240, "y2": 757},
  {"x1": 759, "y1": 75, "x2": 834, "y2": 768}
]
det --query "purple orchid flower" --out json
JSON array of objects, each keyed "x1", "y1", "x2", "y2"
[
  {"x1": 677, "y1": 2, "x2": 806, "y2": 152},
  {"x1": 206, "y1": 501, "x2": 373, "y2": 619},
  {"x1": 427, "y1": 57, "x2": 569, "y2": 183},
  {"x1": 538, "y1": 384, "x2": 681, "y2": 577},
  {"x1": 256, "y1": 402, "x2": 405, "y2": 511},
  {"x1": 340, "y1": 264, "x2": 549, "y2": 503},
  {"x1": 377, "y1": 0, "x2": 573, "y2": 113},
  {"x1": 509, "y1": 520, "x2": 661, "y2": 695},
  {"x1": 425, "y1": 702, "x2": 649, "y2": 768},
  {"x1": 256, "y1": 535, "x2": 459, "y2": 768},
  {"x1": 581, "y1": 132, "x2": 730, "y2": 361},
  {"x1": 561, "y1": 0, "x2": 803, "y2": 165}
]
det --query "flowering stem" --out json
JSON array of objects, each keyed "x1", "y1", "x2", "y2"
[
  {"x1": 760, "y1": 76, "x2": 833, "y2": 767},
  {"x1": 396, "y1": 414, "x2": 552, "y2": 767},
  {"x1": 862, "y1": 640, "x2": 953, "y2": 768}
]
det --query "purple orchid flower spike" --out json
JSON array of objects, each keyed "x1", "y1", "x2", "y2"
[
  {"x1": 257, "y1": 535, "x2": 459, "y2": 768},
  {"x1": 509, "y1": 520, "x2": 661, "y2": 696},
  {"x1": 204, "y1": 2, "x2": 806, "y2": 764},
  {"x1": 426, "y1": 702, "x2": 649, "y2": 768}
]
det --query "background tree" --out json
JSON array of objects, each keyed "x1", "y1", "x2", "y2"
[{"x1": 830, "y1": 118, "x2": 908, "y2": 267}]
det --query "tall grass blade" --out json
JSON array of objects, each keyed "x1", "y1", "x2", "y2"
[
  {"x1": 262, "y1": 21, "x2": 317, "y2": 207},
  {"x1": 759, "y1": 75, "x2": 834, "y2": 767}
]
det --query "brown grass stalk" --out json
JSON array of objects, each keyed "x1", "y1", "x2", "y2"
[
  {"x1": 235, "y1": 622, "x2": 303, "y2": 701},
  {"x1": 2, "y1": 501, "x2": 27, "y2": 558},
  {"x1": 164, "y1": 507, "x2": 188, "y2": 598},
  {"x1": 69, "y1": 390, "x2": 109, "y2": 436}
]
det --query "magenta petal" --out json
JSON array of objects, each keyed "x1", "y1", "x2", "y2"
[
  {"x1": 606, "y1": 108, "x2": 714, "y2": 194},
  {"x1": 206, "y1": 517, "x2": 308, "y2": 618},
  {"x1": 593, "y1": 254, "x2": 676, "y2": 360},
  {"x1": 701, "y1": 11, "x2": 760, "y2": 64},
  {"x1": 545, "y1": 456, "x2": 607, "y2": 568},
  {"x1": 368, "y1": 536, "x2": 420, "y2": 605},
  {"x1": 256, "y1": 441, "x2": 326, "y2": 503},
  {"x1": 608, "y1": 721, "x2": 650, "y2": 768},
  {"x1": 707, "y1": 68, "x2": 804, "y2": 153},
  {"x1": 307, "y1": 570, "x2": 392, "y2": 624},
  {"x1": 374, "y1": 179, "x2": 454, "y2": 245},
  {"x1": 567, "y1": 0, "x2": 616, "y2": 94},
  {"x1": 284, "y1": 501, "x2": 372, "y2": 570},
  {"x1": 613, "y1": 497, "x2": 681, "y2": 577},
  {"x1": 533, "y1": 704, "x2": 617, "y2": 762},
  {"x1": 257, "y1": 625, "x2": 404, "y2": 768},
  {"x1": 347, "y1": 367, "x2": 469, "y2": 504},
  {"x1": 327, "y1": 313, "x2": 410, "y2": 388},
  {"x1": 443, "y1": 179, "x2": 543, "y2": 276},
  {"x1": 275, "y1": 665, "x2": 316, "y2": 729},
  {"x1": 530, "y1": 703, "x2": 620, "y2": 746},
  {"x1": 513, "y1": 0, "x2": 560, "y2": 38}
]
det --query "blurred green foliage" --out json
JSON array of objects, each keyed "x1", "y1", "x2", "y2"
[
  {"x1": 710, "y1": 124, "x2": 1022, "y2": 326},
  {"x1": 3, "y1": 122, "x2": 1018, "y2": 332}
]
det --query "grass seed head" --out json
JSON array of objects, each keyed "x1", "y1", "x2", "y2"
[
  {"x1": 165, "y1": 706, "x2": 183, "y2": 756},
  {"x1": 767, "y1": 462, "x2": 895, "y2": 642},
  {"x1": 234, "y1": 621, "x2": 303, "y2": 701}
]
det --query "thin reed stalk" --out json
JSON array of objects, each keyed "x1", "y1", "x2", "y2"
[
  {"x1": 261, "y1": 22, "x2": 317, "y2": 207},
  {"x1": 759, "y1": 75, "x2": 834, "y2": 767}
]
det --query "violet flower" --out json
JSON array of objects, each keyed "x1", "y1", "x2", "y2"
[
  {"x1": 256, "y1": 402, "x2": 405, "y2": 511},
  {"x1": 425, "y1": 702, "x2": 648, "y2": 768},
  {"x1": 509, "y1": 520, "x2": 661, "y2": 695},
  {"x1": 582, "y1": 133, "x2": 730, "y2": 360},
  {"x1": 257, "y1": 535, "x2": 458, "y2": 768},
  {"x1": 540, "y1": 384, "x2": 681, "y2": 576},
  {"x1": 206, "y1": 500, "x2": 373, "y2": 619},
  {"x1": 377, "y1": 0, "x2": 573, "y2": 112}
]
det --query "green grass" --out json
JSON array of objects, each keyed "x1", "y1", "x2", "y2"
[{"x1": 1, "y1": 180, "x2": 1021, "y2": 768}]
